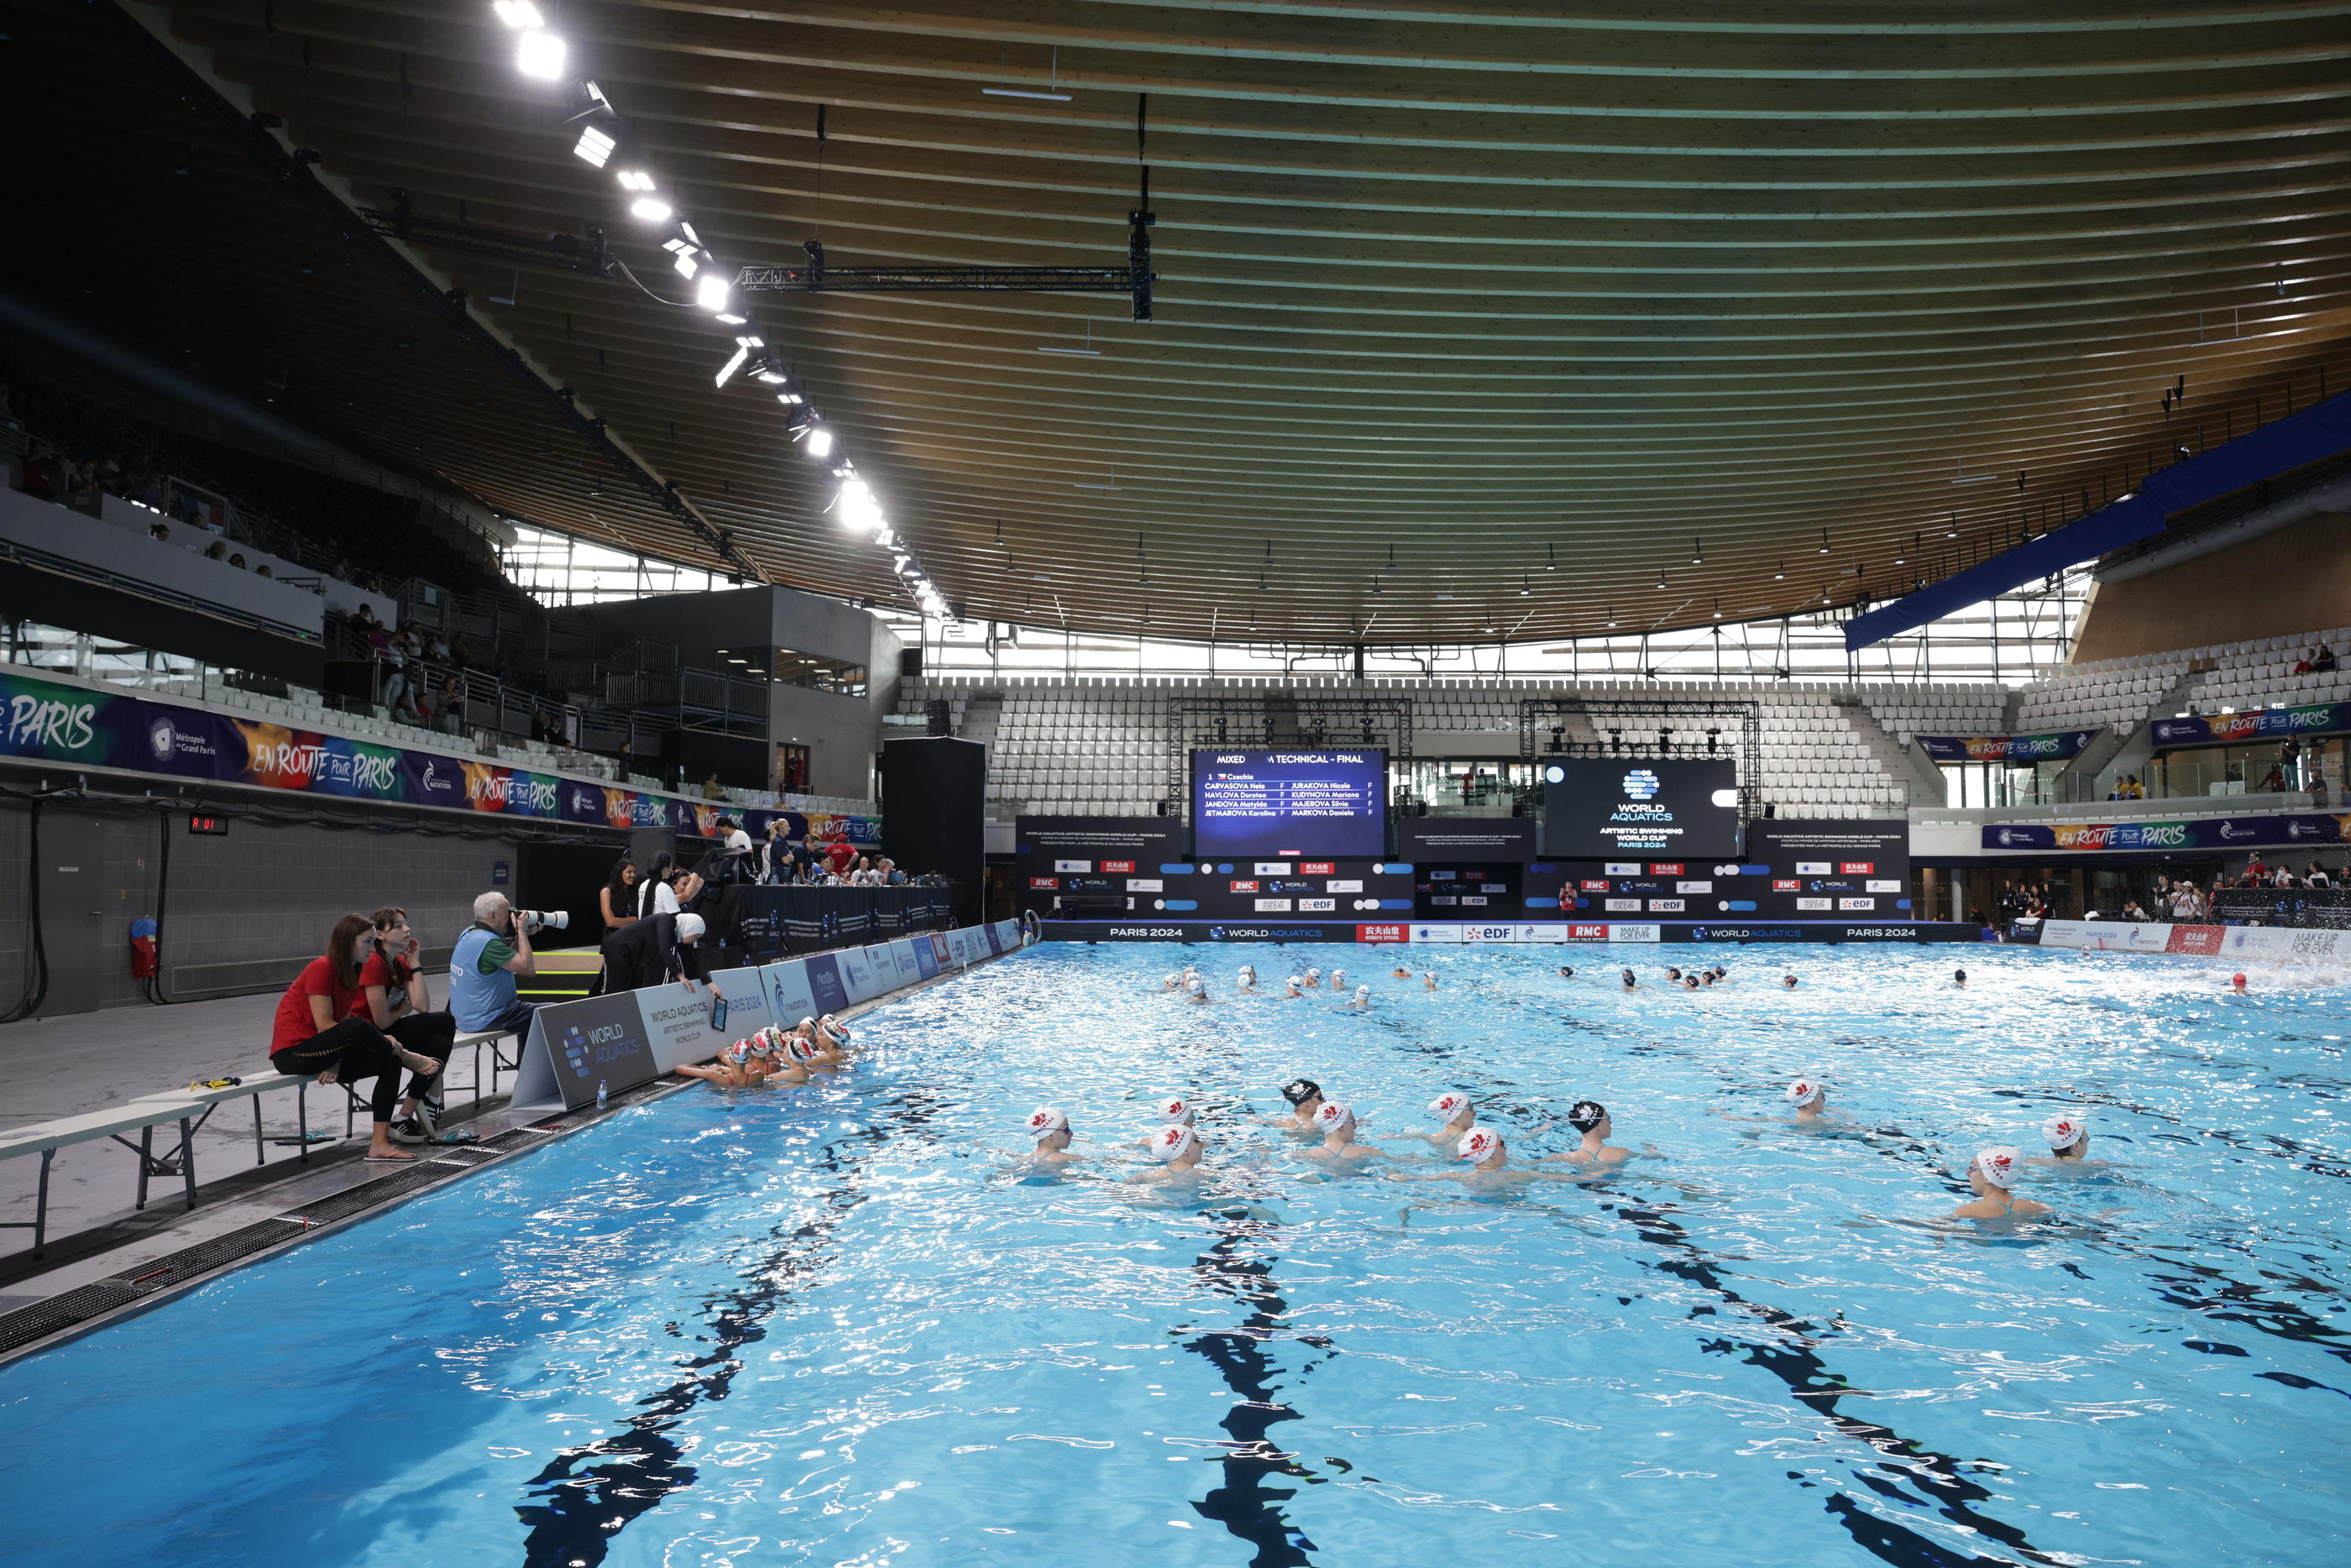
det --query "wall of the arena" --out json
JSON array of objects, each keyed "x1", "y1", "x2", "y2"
[
  {"x1": 0, "y1": 792, "x2": 534, "y2": 1021},
  {"x1": 2071, "y1": 511, "x2": 2351, "y2": 663}
]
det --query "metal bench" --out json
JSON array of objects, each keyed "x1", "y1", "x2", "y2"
[
  {"x1": 0, "y1": 1099, "x2": 217, "y2": 1258},
  {"x1": 327, "y1": 1027, "x2": 521, "y2": 1137},
  {"x1": 129, "y1": 1074, "x2": 317, "y2": 1168}
]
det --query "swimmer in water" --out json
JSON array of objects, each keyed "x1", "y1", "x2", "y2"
[
  {"x1": 1327, "y1": 968, "x2": 1346, "y2": 991},
  {"x1": 1393, "y1": 1127, "x2": 1579, "y2": 1189},
  {"x1": 2025, "y1": 1115, "x2": 2100, "y2": 1169},
  {"x1": 1391, "y1": 964, "x2": 1412, "y2": 980},
  {"x1": 1299, "y1": 1101, "x2": 1389, "y2": 1167},
  {"x1": 1542, "y1": 1100, "x2": 1640, "y2": 1169},
  {"x1": 1781, "y1": 974, "x2": 1798, "y2": 990},
  {"x1": 1422, "y1": 971, "x2": 1438, "y2": 990},
  {"x1": 1235, "y1": 964, "x2": 1259, "y2": 993},
  {"x1": 2229, "y1": 971, "x2": 2249, "y2": 995},
  {"x1": 790, "y1": 1017, "x2": 847, "y2": 1069},
  {"x1": 1136, "y1": 1094, "x2": 1196, "y2": 1152},
  {"x1": 748, "y1": 1025, "x2": 809, "y2": 1085},
  {"x1": 1681, "y1": 974, "x2": 1700, "y2": 990},
  {"x1": 1378, "y1": 1090, "x2": 1479, "y2": 1147},
  {"x1": 1665, "y1": 966, "x2": 1683, "y2": 982},
  {"x1": 1783, "y1": 1075, "x2": 1837, "y2": 1126},
  {"x1": 1260, "y1": 1078, "x2": 1325, "y2": 1133},
  {"x1": 1304, "y1": 966, "x2": 1324, "y2": 990},
  {"x1": 1185, "y1": 975, "x2": 1210, "y2": 1004},
  {"x1": 674, "y1": 1037, "x2": 762, "y2": 1087},
  {"x1": 1709, "y1": 965, "x2": 1728, "y2": 985},
  {"x1": 1283, "y1": 972, "x2": 1307, "y2": 998},
  {"x1": 1024, "y1": 1106, "x2": 1081, "y2": 1167},
  {"x1": 1558, "y1": 965, "x2": 1575, "y2": 980},
  {"x1": 1162, "y1": 970, "x2": 1185, "y2": 991},
  {"x1": 1126, "y1": 1122, "x2": 1206, "y2": 1184},
  {"x1": 1948, "y1": 1146, "x2": 2049, "y2": 1221},
  {"x1": 1699, "y1": 970, "x2": 1716, "y2": 987},
  {"x1": 1351, "y1": 984, "x2": 1371, "y2": 1011},
  {"x1": 1621, "y1": 969, "x2": 1637, "y2": 990},
  {"x1": 1952, "y1": 969, "x2": 1967, "y2": 988}
]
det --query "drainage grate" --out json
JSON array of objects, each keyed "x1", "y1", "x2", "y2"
[
  {"x1": 280, "y1": 1161, "x2": 455, "y2": 1226},
  {"x1": 474, "y1": 1126, "x2": 552, "y2": 1154},
  {"x1": 429, "y1": 1144, "x2": 501, "y2": 1163},
  {"x1": 104, "y1": 1220, "x2": 306, "y2": 1294},
  {"x1": 0, "y1": 1282, "x2": 145, "y2": 1356}
]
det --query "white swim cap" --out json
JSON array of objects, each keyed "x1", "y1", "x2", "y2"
[
  {"x1": 1306, "y1": 968, "x2": 1322, "y2": 982},
  {"x1": 1238, "y1": 965, "x2": 1255, "y2": 980},
  {"x1": 1329, "y1": 970, "x2": 1346, "y2": 987},
  {"x1": 1428, "y1": 1091, "x2": 1472, "y2": 1119},
  {"x1": 1285, "y1": 974, "x2": 1305, "y2": 990},
  {"x1": 819, "y1": 1014, "x2": 851, "y2": 1043},
  {"x1": 2041, "y1": 1116, "x2": 2086, "y2": 1151},
  {"x1": 1312, "y1": 1100, "x2": 1354, "y2": 1135},
  {"x1": 1165, "y1": 971, "x2": 1181, "y2": 986},
  {"x1": 783, "y1": 1032, "x2": 817, "y2": 1064},
  {"x1": 1149, "y1": 1123, "x2": 1198, "y2": 1163},
  {"x1": 796, "y1": 1016, "x2": 817, "y2": 1034},
  {"x1": 1026, "y1": 1106, "x2": 1068, "y2": 1137},
  {"x1": 1186, "y1": 975, "x2": 1205, "y2": 995},
  {"x1": 1155, "y1": 1095, "x2": 1194, "y2": 1125},
  {"x1": 1354, "y1": 985, "x2": 1369, "y2": 999},
  {"x1": 1786, "y1": 1078, "x2": 1825, "y2": 1107},
  {"x1": 1974, "y1": 1146, "x2": 2021, "y2": 1188},
  {"x1": 725, "y1": 1038, "x2": 753, "y2": 1064},
  {"x1": 1456, "y1": 1127, "x2": 1502, "y2": 1163},
  {"x1": 674, "y1": 912, "x2": 706, "y2": 943}
]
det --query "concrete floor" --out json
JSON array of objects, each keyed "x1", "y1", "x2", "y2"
[{"x1": 0, "y1": 993, "x2": 521, "y2": 1304}]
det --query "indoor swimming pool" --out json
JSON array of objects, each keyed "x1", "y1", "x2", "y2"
[{"x1": 2, "y1": 942, "x2": 2345, "y2": 1567}]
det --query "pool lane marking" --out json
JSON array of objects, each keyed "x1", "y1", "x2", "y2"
[
  {"x1": 1175, "y1": 1203, "x2": 1340, "y2": 1565},
  {"x1": 511, "y1": 1072, "x2": 968, "y2": 1562}
]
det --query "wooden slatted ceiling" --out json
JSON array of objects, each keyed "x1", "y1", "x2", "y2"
[{"x1": 9, "y1": 0, "x2": 2348, "y2": 643}]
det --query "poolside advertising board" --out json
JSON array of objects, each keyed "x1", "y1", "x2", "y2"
[
  {"x1": 911, "y1": 938, "x2": 940, "y2": 979},
  {"x1": 803, "y1": 953, "x2": 850, "y2": 1015},
  {"x1": 636, "y1": 980, "x2": 729, "y2": 1072},
  {"x1": 704, "y1": 965, "x2": 778, "y2": 1040},
  {"x1": 511, "y1": 990, "x2": 660, "y2": 1111},
  {"x1": 762, "y1": 959, "x2": 817, "y2": 1025},
  {"x1": 835, "y1": 947, "x2": 882, "y2": 1003}
]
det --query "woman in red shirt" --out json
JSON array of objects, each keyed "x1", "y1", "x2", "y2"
[
  {"x1": 356, "y1": 907, "x2": 456, "y2": 1143},
  {"x1": 270, "y1": 913, "x2": 444, "y2": 1162}
]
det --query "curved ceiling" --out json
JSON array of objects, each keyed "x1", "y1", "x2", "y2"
[{"x1": 7, "y1": 0, "x2": 2350, "y2": 644}]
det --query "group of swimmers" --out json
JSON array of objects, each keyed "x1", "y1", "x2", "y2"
[
  {"x1": 1025, "y1": 1068, "x2": 2094, "y2": 1220},
  {"x1": 1161, "y1": 964, "x2": 1436, "y2": 1006},
  {"x1": 675, "y1": 1013, "x2": 855, "y2": 1088}
]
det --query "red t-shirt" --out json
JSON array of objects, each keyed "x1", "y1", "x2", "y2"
[
  {"x1": 270, "y1": 957, "x2": 364, "y2": 1055},
  {"x1": 826, "y1": 840, "x2": 856, "y2": 875},
  {"x1": 351, "y1": 949, "x2": 416, "y2": 1018}
]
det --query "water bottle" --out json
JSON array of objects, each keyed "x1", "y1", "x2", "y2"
[{"x1": 595, "y1": 1079, "x2": 609, "y2": 1111}]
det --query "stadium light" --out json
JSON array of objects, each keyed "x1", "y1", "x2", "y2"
[
  {"x1": 492, "y1": 0, "x2": 544, "y2": 25},
  {"x1": 800, "y1": 422, "x2": 835, "y2": 459},
  {"x1": 515, "y1": 29, "x2": 567, "y2": 80},
  {"x1": 572, "y1": 125, "x2": 616, "y2": 168},
  {"x1": 834, "y1": 475, "x2": 883, "y2": 534},
  {"x1": 630, "y1": 196, "x2": 673, "y2": 223},
  {"x1": 694, "y1": 273, "x2": 730, "y2": 311},
  {"x1": 1692, "y1": 536, "x2": 1704, "y2": 565},
  {"x1": 714, "y1": 344, "x2": 750, "y2": 388},
  {"x1": 615, "y1": 168, "x2": 655, "y2": 191}
]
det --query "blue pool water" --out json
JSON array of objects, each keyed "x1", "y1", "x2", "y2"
[{"x1": 3, "y1": 942, "x2": 2348, "y2": 1566}]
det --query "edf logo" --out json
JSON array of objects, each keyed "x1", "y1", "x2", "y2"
[{"x1": 1622, "y1": 769, "x2": 1661, "y2": 800}]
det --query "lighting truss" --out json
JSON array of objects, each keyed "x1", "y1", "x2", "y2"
[
  {"x1": 1519, "y1": 697, "x2": 1763, "y2": 822},
  {"x1": 733, "y1": 189, "x2": 1157, "y2": 321},
  {"x1": 361, "y1": 190, "x2": 612, "y2": 276}
]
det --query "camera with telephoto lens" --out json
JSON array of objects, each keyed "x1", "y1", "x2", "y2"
[{"x1": 517, "y1": 909, "x2": 569, "y2": 934}]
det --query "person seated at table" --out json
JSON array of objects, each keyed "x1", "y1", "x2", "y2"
[
  {"x1": 359, "y1": 907, "x2": 458, "y2": 1143},
  {"x1": 271, "y1": 914, "x2": 443, "y2": 1163}
]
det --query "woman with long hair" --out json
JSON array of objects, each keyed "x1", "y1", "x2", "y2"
[
  {"x1": 600, "y1": 857, "x2": 640, "y2": 931},
  {"x1": 270, "y1": 913, "x2": 443, "y2": 1162},
  {"x1": 356, "y1": 907, "x2": 456, "y2": 1142},
  {"x1": 639, "y1": 851, "x2": 678, "y2": 917}
]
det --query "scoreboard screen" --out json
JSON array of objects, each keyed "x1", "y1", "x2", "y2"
[
  {"x1": 1191, "y1": 750, "x2": 1388, "y2": 859},
  {"x1": 1539, "y1": 758, "x2": 1741, "y2": 859}
]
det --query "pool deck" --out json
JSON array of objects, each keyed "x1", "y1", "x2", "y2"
[{"x1": 0, "y1": 993, "x2": 537, "y2": 1310}]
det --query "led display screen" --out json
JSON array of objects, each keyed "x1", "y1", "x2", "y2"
[
  {"x1": 1191, "y1": 750, "x2": 1388, "y2": 859},
  {"x1": 1539, "y1": 758, "x2": 1741, "y2": 859}
]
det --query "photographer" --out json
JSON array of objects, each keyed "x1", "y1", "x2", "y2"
[
  {"x1": 358, "y1": 907, "x2": 458, "y2": 1142},
  {"x1": 448, "y1": 891, "x2": 543, "y2": 1038},
  {"x1": 599, "y1": 909, "x2": 720, "y2": 996}
]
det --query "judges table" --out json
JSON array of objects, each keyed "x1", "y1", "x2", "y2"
[{"x1": 718, "y1": 884, "x2": 956, "y2": 953}]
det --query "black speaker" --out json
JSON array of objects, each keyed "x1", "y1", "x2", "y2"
[
  {"x1": 924, "y1": 698, "x2": 951, "y2": 736},
  {"x1": 881, "y1": 735, "x2": 987, "y2": 927},
  {"x1": 899, "y1": 647, "x2": 924, "y2": 679}
]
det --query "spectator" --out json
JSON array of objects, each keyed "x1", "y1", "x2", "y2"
[
  {"x1": 435, "y1": 672, "x2": 464, "y2": 734},
  {"x1": 149, "y1": 522, "x2": 170, "y2": 543},
  {"x1": 2314, "y1": 646, "x2": 2339, "y2": 674},
  {"x1": 2309, "y1": 863, "x2": 2333, "y2": 888},
  {"x1": 2121, "y1": 898, "x2": 2149, "y2": 922},
  {"x1": 448, "y1": 891, "x2": 540, "y2": 1038},
  {"x1": 255, "y1": 563, "x2": 275, "y2": 579},
  {"x1": 203, "y1": 539, "x2": 228, "y2": 562},
  {"x1": 701, "y1": 771, "x2": 727, "y2": 801},
  {"x1": 598, "y1": 910, "x2": 717, "y2": 995},
  {"x1": 269, "y1": 913, "x2": 445, "y2": 1163},
  {"x1": 825, "y1": 834, "x2": 857, "y2": 880},
  {"x1": 227, "y1": 552, "x2": 248, "y2": 569},
  {"x1": 358, "y1": 907, "x2": 458, "y2": 1142},
  {"x1": 530, "y1": 707, "x2": 558, "y2": 745},
  {"x1": 600, "y1": 857, "x2": 640, "y2": 931},
  {"x1": 18, "y1": 441, "x2": 63, "y2": 499},
  {"x1": 2107, "y1": 774, "x2": 2145, "y2": 801}
]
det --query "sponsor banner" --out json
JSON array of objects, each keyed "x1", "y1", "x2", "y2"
[
  {"x1": 1457, "y1": 923, "x2": 1519, "y2": 943},
  {"x1": 704, "y1": 965, "x2": 778, "y2": 1041},
  {"x1": 1516, "y1": 923, "x2": 1569, "y2": 943},
  {"x1": 1917, "y1": 729, "x2": 2098, "y2": 764},
  {"x1": 0, "y1": 669, "x2": 893, "y2": 842},
  {"x1": 1568, "y1": 923, "x2": 1610, "y2": 940},
  {"x1": 835, "y1": 947, "x2": 882, "y2": 1003},
  {"x1": 1648, "y1": 897, "x2": 1686, "y2": 913},
  {"x1": 910, "y1": 938, "x2": 940, "y2": 980},
  {"x1": 2150, "y1": 701, "x2": 2351, "y2": 750},
  {"x1": 511, "y1": 990, "x2": 662, "y2": 1111},
  {"x1": 2167, "y1": 924, "x2": 2224, "y2": 955},
  {"x1": 983, "y1": 921, "x2": 1006, "y2": 955},
  {"x1": 1410, "y1": 923, "x2": 1463, "y2": 942},
  {"x1": 1983, "y1": 813, "x2": 2351, "y2": 853},
  {"x1": 803, "y1": 953, "x2": 850, "y2": 1014},
  {"x1": 1610, "y1": 924, "x2": 1662, "y2": 943},
  {"x1": 762, "y1": 960, "x2": 818, "y2": 1026},
  {"x1": 1357, "y1": 923, "x2": 1408, "y2": 943},
  {"x1": 637, "y1": 980, "x2": 725, "y2": 1070},
  {"x1": 928, "y1": 933, "x2": 951, "y2": 968}
]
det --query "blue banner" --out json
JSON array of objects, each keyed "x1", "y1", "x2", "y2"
[
  {"x1": 1918, "y1": 729, "x2": 2098, "y2": 764},
  {"x1": 2149, "y1": 700, "x2": 2351, "y2": 750},
  {"x1": 1983, "y1": 813, "x2": 2350, "y2": 852}
]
